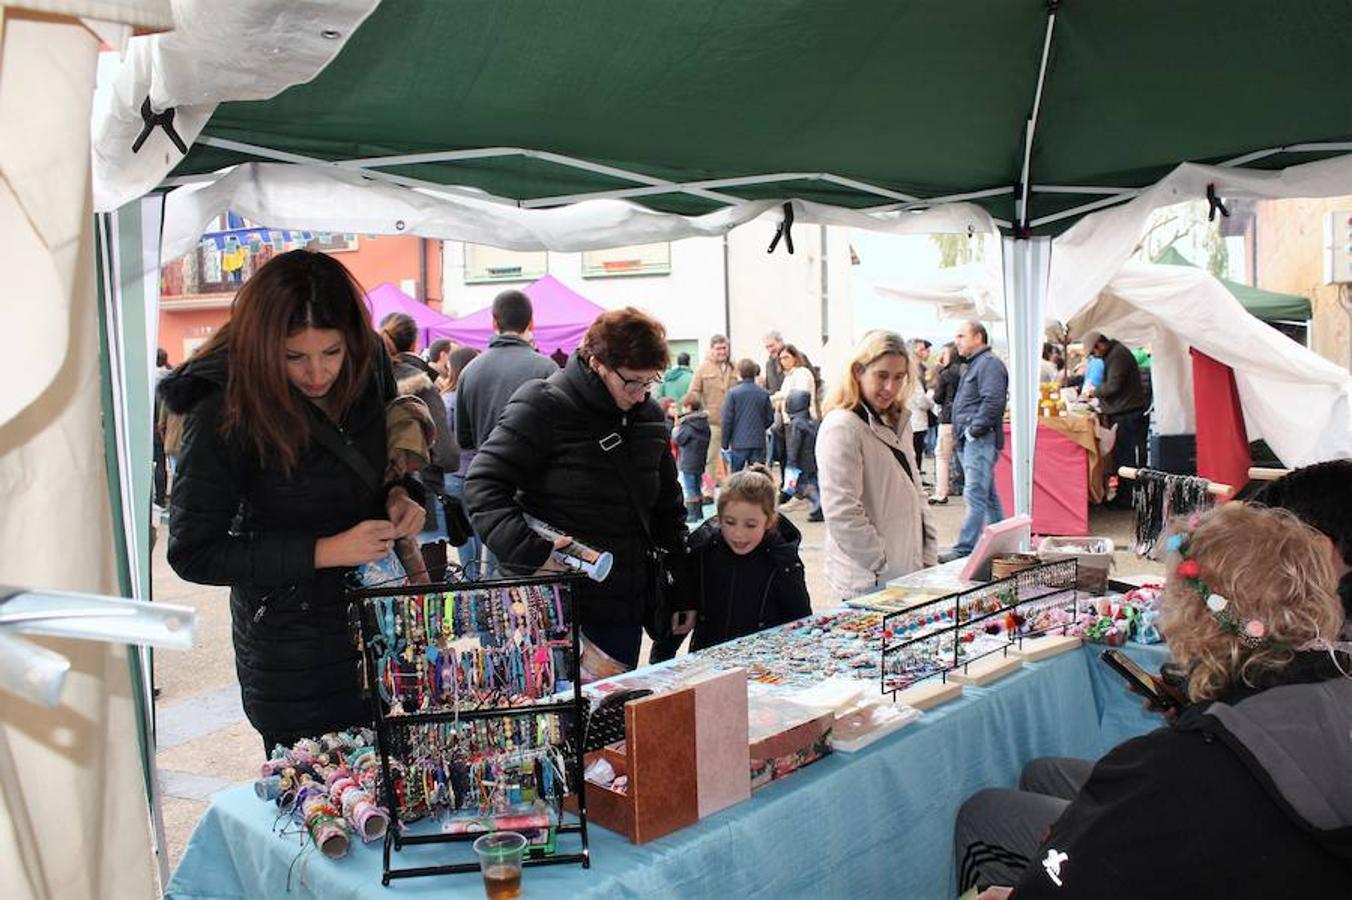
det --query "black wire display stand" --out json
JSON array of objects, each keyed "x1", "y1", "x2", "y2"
[
  {"x1": 879, "y1": 559, "x2": 1081, "y2": 698},
  {"x1": 348, "y1": 571, "x2": 591, "y2": 886}
]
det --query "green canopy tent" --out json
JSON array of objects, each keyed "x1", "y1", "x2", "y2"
[
  {"x1": 90, "y1": 0, "x2": 1352, "y2": 526},
  {"x1": 1153, "y1": 245, "x2": 1312, "y2": 323}
]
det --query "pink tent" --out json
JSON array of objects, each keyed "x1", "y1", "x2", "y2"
[
  {"x1": 429, "y1": 275, "x2": 605, "y2": 355},
  {"x1": 365, "y1": 282, "x2": 454, "y2": 347}
]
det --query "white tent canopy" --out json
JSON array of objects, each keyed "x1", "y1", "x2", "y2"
[{"x1": 1069, "y1": 262, "x2": 1352, "y2": 468}]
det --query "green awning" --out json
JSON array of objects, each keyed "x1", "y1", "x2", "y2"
[
  {"x1": 1154, "y1": 246, "x2": 1312, "y2": 322},
  {"x1": 166, "y1": 0, "x2": 1352, "y2": 233}
]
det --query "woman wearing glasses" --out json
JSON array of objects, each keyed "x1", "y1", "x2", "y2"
[{"x1": 464, "y1": 307, "x2": 688, "y2": 673}]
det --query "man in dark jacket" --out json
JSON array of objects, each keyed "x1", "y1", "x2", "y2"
[
  {"x1": 944, "y1": 321, "x2": 1009, "y2": 560},
  {"x1": 721, "y1": 358, "x2": 775, "y2": 472},
  {"x1": 463, "y1": 343, "x2": 687, "y2": 669},
  {"x1": 1084, "y1": 330, "x2": 1150, "y2": 484},
  {"x1": 674, "y1": 394, "x2": 712, "y2": 523},
  {"x1": 455, "y1": 289, "x2": 558, "y2": 462}
]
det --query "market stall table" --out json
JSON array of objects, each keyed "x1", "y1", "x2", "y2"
[
  {"x1": 995, "y1": 416, "x2": 1104, "y2": 536},
  {"x1": 165, "y1": 643, "x2": 1167, "y2": 899}
]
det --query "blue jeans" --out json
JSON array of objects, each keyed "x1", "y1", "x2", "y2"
[
  {"x1": 445, "y1": 474, "x2": 487, "y2": 580},
  {"x1": 727, "y1": 448, "x2": 765, "y2": 473},
  {"x1": 679, "y1": 470, "x2": 703, "y2": 502},
  {"x1": 954, "y1": 430, "x2": 1005, "y2": 554},
  {"x1": 794, "y1": 472, "x2": 821, "y2": 515}
]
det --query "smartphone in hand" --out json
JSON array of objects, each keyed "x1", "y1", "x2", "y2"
[{"x1": 1100, "y1": 648, "x2": 1182, "y2": 712}]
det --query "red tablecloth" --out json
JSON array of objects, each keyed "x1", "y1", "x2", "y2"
[{"x1": 994, "y1": 422, "x2": 1089, "y2": 535}]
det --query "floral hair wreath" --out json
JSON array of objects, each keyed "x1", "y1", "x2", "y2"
[{"x1": 1165, "y1": 515, "x2": 1291, "y2": 651}]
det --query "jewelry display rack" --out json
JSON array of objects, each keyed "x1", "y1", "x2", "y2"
[
  {"x1": 349, "y1": 573, "x2": 591, "y2": 885},
  {"x1": 879, "y1": 560, "x2": 1081, "y2": 700}
]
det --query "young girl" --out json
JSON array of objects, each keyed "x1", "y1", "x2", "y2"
[{"x1": 687, "y1": 465, "x2": 811, "y2": 651}]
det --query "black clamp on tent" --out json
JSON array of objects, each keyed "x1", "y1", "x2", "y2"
[
  {"x1": 767, "y1": 202, "x2": 795, "y2": 254},
  {"x1": 1206, "y1": 183, "x2": 1230, "y2": 222},
  {"x1": 132, "y1": 96, "x2": 188, "y2": 155}
]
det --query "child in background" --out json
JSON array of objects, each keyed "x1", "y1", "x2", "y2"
[
  {"x1": 783, "y1": 389, "x2": 822, "y2": 522},
  {"x1": 674, "y1": 393, "x2": 712, "y2": 524},
  {"x1": 687, "y1": 465, "x2": 811, "y2": 651}
]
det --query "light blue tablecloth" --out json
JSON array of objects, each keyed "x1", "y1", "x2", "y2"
[{"x1": 166, "y1": 643, "x2": 1168, "y2": 900}]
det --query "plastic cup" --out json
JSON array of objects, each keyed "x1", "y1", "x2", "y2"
[{"x1": 473, "y1": 831, "x2": 526, "y2": 899}]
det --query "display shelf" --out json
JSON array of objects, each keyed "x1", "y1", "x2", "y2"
[{"x1": 348, "y1": 573, "x2": 591, "y2": 885}]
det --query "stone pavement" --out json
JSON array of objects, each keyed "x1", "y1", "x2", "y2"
[{"x1": 150, "y1": 490, "x2": 1158, "y2": 870}]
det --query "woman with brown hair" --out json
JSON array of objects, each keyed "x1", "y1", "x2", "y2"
[
  {"x1": 161, "y1": 250, "x2": 425, "y2": 751},
  {"x1": 816, "y1": 330, "x2": 937, "y2": 598},
  {"x1": 464, "y1": 307, "x2": 688, "y2": 673}
]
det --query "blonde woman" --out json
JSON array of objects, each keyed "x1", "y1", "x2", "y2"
[
  {"x1": 816, "y1": 331, "x2": 937, "y2": 598},
  {"x1": 956, "y1": 503, "x2": 1352, "y2": 897}
]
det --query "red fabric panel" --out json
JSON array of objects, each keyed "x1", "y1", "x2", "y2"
[
  {"x1": 1190, "y1": 349, "x2": 1250, "y2": 497},
  {"x1": 995, "y1": 423, "x2": 1089, "y2": 536}
]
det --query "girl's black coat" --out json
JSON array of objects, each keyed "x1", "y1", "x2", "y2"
[
  {"x1": 160, "y1": 346, "x2": 402, "y2": 744},
  {"x1": 686, "y1": 516, "x2": 811, "y2": 651}
]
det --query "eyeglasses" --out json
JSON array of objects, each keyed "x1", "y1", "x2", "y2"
[{"x1": 616, "y1": 371, "x2": 662, "y2": 394}]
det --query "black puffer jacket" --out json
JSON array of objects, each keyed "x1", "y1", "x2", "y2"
[
  {"x1": 687, "y1": 515, "x2": 810, "y2": 651},
  {"x1": 161, "y1": 346, "x2": 400, "y2": 744},
  {"x1": 463, "y1": 352, "x2": 687, "y2": 626}
]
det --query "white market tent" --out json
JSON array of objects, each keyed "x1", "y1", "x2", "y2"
[{"x1": 5, "y1": 2, "x2": 1352, "y2": 896}]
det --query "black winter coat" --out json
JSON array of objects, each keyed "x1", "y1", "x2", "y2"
[
  {"x1": 161, "y1": 346, "x2": 402, "y2": 745},
  {"x1": 785, "y1": 391, "x2": 818, "y2": 476},
  {"x1": 687, "y1": 516, "x2": 810, "y2": 651},
  {"x1": 463, "y1": 352, "x2": 688, "y2": 627},
  {"x1": 674, "y1": 411, "x2": 711, "y2": 474},
  {"x1": 1013, "y1": 652, "x2": 1352, "y2": 899},
  {"x1": 934, "y1": 361, "x2": 962, "y2": 425}
]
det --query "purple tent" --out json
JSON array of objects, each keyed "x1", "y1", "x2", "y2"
[
  {"x1": 429, "y1": 275, "x2": 605, "y2": 355},
  {"x1": 365, "y1": 282, "x2": 454, "y2": 348}
]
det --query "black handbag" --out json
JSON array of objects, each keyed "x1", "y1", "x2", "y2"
[{"x1": 441, "y1": 492, "x2": 475, "y2": 546}]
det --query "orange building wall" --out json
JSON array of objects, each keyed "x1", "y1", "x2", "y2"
[{"x1": 157, "y1": 236, "x2": 444, "y2": 365}]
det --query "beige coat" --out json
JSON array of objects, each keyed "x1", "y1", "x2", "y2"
[
  {"x1": 691, "y1": 359, "x2": 737, "y2": 425},
  {"x1": 817, "y1": 405, "x2": 938, "y2": 598}
]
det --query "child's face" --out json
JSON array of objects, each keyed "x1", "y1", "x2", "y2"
[{"x1": 719, "y1": 500, "x2": 770, "y2": 556}]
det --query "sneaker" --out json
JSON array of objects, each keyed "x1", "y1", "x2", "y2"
[
  {"x1": 937, "y1": 548, "x2": 968, "y2": 563},
  {"x1": 807, "y1": 510, "x2": 824, "y2": 523},
  {"x1": 927, "y1": 496, "x2": 948, "y2": 506},
  {"x1": 779, "y1": 497, "x2": 805, "y2": 512}
]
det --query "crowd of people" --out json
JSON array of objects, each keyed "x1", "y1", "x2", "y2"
[{"x1": 156, "y1": 249, "x2": 1351, "y2": 891}]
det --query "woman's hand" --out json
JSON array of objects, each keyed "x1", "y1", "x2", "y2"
[
  {"x1": 976, "y1": 887, "x2": 1013, "y2": 900},
  {"x1": 534, "y1": 535, "x2": 573, "y2": 576},
  {"x1": 315, "y1": 520, "x2": 396, "y2": 568},
  {"x1": 385, "y1": 486, "x2": 426, "y2": 539}
]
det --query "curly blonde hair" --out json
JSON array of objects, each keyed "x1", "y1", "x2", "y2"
[{"x1": 1160, "y1": 503, "x2": 1342, "y2": 702}]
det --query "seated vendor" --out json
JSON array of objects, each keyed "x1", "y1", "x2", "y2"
[{"x1": 952, "y1": 502, "x2": 1352, "y2": 899}]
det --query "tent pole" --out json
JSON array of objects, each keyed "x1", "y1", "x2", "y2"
[{"x1": 1002, "y1": 235, "x2": 1049, "y2": 530}]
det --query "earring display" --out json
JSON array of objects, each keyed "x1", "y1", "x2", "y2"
[
  {"x1": 882, "y1": 560, "x2": 1083, "y2": 700},
  {"x1": 348, "y1": 574, "x2": 591, "y2": 886}
]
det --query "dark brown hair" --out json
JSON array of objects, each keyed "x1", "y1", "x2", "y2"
[
  {"x1": 379, "y1": 311, "x2": 418, "y2": 355},
  {"x1": 580, "y1": 307, "x2": 669, "y2": 371},
  {"x1": 737, "y1": 358, "x2": 760, "y2": 380},
  {"x1": 195, "y1": 250, "x2": 375, "y2": 472}
]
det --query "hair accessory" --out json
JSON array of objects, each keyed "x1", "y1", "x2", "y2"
[{"x1": 1169, "y1": 523, "x2": 1289, "y2": 651}]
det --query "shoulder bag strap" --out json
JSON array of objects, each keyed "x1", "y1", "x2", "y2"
[{"x1": 309, "y1": 413, "x2": 383, "y2": 499}]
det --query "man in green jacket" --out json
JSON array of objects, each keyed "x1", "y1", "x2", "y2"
[{"x1": 658, "y1": 352, "x2": 694, "y2": 404}]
